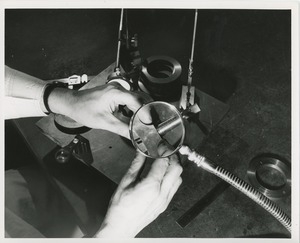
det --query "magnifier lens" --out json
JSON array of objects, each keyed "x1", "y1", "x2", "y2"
[{"x1": 129, "y1": 101, "x2": 185, "y2": 158}]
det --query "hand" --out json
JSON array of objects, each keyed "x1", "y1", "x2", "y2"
[
  {"x1": 95, "y1": 150, "x2": 183, "y2": 238},
  {"x1": 48, "y1": 83, "x2": 152, "y2": 138}
]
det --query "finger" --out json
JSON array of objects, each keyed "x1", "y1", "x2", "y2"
[
  {"x1": 160, "y1": 154, "x2": 183, "y2": 196},
  {"x1": 137, "y1": 104, "x2": 152, "y2": 125},
  {"x1": 146, "y1": 157, "x2": 170, "y2": 183},
  {"x1": 119, "y1": 151, "x2": 146, "y2": 189},
  {"x1": 166, "y1": 176, "x2": 182, "y2": 204},
  {"x1": 156, "y1": 176, "x2": 182, "y2": 215}
]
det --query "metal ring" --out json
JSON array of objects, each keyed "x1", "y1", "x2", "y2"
[
  {"x1": 107, "y1": 78, "x2": 131, "y2": 91},
  {"x1": 54, "y1": 114, "x2": 91, "y2": 134},
  {"x1": 140, "y1": 56, "x2": 182, "y2": 100},
  {"x1": 141, "y1": 55, "x2": 182, "y2": 84},
  {"x1": 247, "y1": 154, "x2": 291, "y2": 200}
]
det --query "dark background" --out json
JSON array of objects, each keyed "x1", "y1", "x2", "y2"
[{"x1": 5, "y1": 9, "x2": 291, "y2": 238}]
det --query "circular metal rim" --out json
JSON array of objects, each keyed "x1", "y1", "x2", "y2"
[
  {"x1": 247, "y1": 155, "x2": 291, "y2": 199},
  {"x1": 107, "y1": 78, "x2": 131, "y2": 91},
  {"x1": 141, "y1": 56, "x2": 182, "y2": 84},
  {"x1": 54, "y1": 114, "x2": 91, "y2": 134},
  {"x1": 129, "y1": 101, "x2": 185, "y2": 159}
]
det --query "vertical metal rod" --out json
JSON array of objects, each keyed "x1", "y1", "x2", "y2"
[
  {"x1": 116, "y1": 9, "x2": 124, "y2": 70},
  {"x1": 125, "y1": 9, "x2": 130, "y2": 49},
  {"x1": 186, "y1": 9, "x2": 198, "y2": 107}
]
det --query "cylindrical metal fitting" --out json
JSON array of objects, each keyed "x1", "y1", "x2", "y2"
[
  {"x1": 140, "y1": 55, "x2": 182, "y2": 101},
  {"x1": 157, "y1": 116, "x2": 182, "y2": 136}
]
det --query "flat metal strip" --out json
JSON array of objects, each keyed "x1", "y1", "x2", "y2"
[{"x1": 176, "y1": 181, "x2": 230, "y2": 228}]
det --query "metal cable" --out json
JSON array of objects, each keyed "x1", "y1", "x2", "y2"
[
  {"x1": 179, "y1": 145, "x2": 291, "y2": 233},
  {"x1": 214, "y1": 165, "x2": 291, "y2": 232}
]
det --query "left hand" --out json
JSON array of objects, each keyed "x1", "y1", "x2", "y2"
[
  {"x1": 96, "y1": 149, "x2": 183, "y2": 238},
  {"x1": 48, "y1": 83, "x2": 152, "y2": 138}
]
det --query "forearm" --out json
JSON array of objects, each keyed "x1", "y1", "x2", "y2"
[
  {"x1": 4, "y1": 65, "x2": 148, "y2": 137},
  {"x1": 5, "y1": 66, "x2": 46, "y2": 100},
  {"x1": 5, "y1": 66, "x2": 47, "y2": 118},
  {"x1": 4, "y1": 65, "x2": 75, "y2": 119},
  {"x1": 4, "y1": 97, "x2": 46, "y2": 119}
]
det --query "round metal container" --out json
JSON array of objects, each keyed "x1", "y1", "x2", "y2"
[{"x1": 247, "y1": 154, "x2": 291, "y2": 200}]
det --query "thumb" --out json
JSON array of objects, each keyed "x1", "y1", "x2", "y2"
[{"x1": 119, "y1": 151, "x2": 146, "y2": 189}]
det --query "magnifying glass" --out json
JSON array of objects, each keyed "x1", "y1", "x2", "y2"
[{"x1": 129, "y1": 101, "x2": 185, "y2": 158}]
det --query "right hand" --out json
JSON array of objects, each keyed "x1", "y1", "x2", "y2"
[
  {"x1": 48, "y1": 83, "x2": 152, "y2": 139},
  {"x1": 95, "y1": 150, "x2": 183, "y2": 238}
]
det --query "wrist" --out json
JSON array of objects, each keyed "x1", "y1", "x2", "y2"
[{"x1": 47, "y1": 87, "x2": 76, "y2": 117}]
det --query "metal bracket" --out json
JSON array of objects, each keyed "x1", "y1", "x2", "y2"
[{"x1": 55, "y1": 135, "x2": 93, "y2": 164}]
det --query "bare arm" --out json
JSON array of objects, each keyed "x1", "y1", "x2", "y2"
[
  {"x1": 4, "y1": 65, "x2": 151, "y2": 138},
  {"x1": 4, "y1": 66, "x2": 48, "y2": 118}
]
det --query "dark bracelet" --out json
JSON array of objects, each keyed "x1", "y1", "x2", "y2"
[{"x1": 43, "y1": 81, "x2": 68, "y2": 114}]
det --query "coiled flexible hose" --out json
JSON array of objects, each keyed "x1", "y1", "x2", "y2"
[{"x1": 179, "y1": 145, "x2": 291, "y2": 233}]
